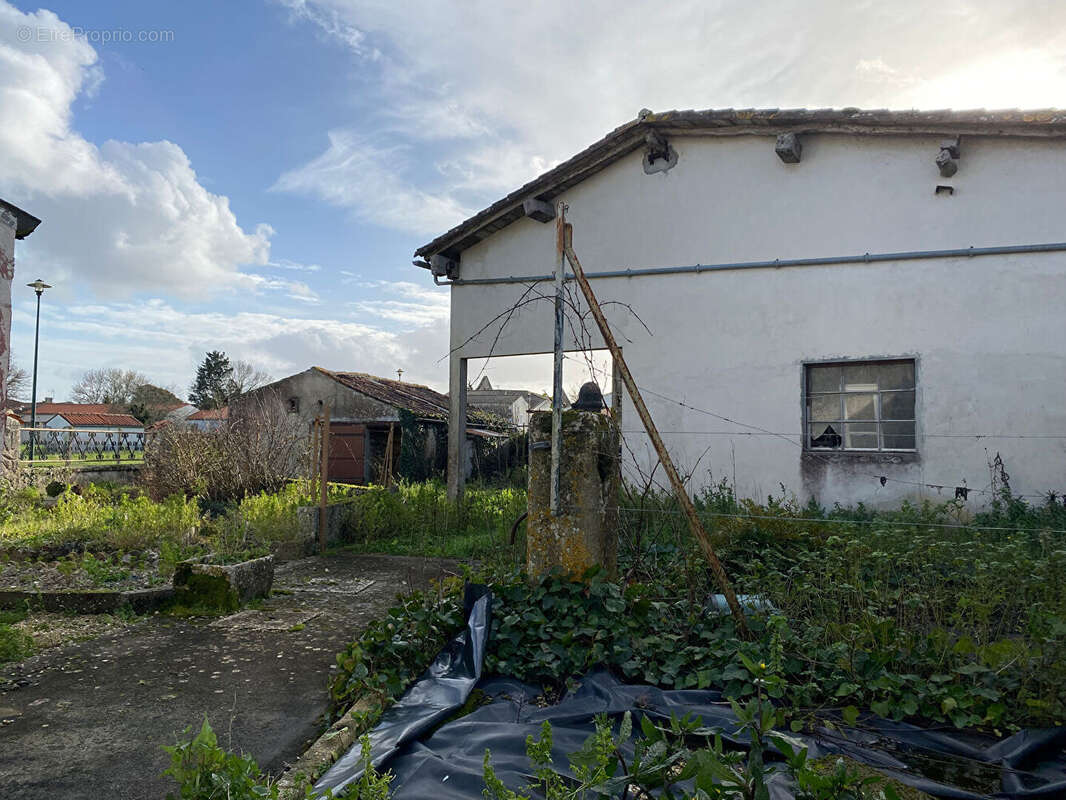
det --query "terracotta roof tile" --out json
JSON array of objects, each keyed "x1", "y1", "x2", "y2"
[
  {"x1": 54, "y1": 412, "x2": 143, "y2": 428},
  {"x1": 187, "y1": 407, "x2": 228, "y2": 421}
]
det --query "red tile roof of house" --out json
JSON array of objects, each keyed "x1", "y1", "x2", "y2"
[
  {"x1": 187, "y1": 407, "x2": 228, "y2": 421},
  {"x1": 55, "y1": 412, "x2": 143, "y2": 428}
]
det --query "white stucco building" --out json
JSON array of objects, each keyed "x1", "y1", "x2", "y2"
[{"x1": 416, "y1": 108, "x2": 1066, "y2": 508}]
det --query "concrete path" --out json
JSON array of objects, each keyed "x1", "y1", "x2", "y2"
[{"x1": 0, "y1": 553, "x2": 458, "y2": 799}]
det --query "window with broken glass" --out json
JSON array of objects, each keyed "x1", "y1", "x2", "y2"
[{"x1": 806, "y1": 360, "x2": 915, "y2": 451}]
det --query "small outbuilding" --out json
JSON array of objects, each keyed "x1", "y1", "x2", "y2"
[{"x1": 234, "y1": 367, "x2": 503, "y2": 485}]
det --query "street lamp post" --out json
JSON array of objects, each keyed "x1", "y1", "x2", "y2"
[{"x1": 27, "y1": 279, "x2": 51, "y2": 461}]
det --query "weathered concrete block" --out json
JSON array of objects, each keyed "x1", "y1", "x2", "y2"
[
  {"x1": 522, "y1": 198, "x2": 555, "y2": 223},
  {"x1": 295, "y1": 501, "x2": 359, "y2": 555},
  {"x1": 173, "y1": 555, "x2": 274, "y2": 611},
  {"x1": 527, "y1": 410, "x2": 619, "y2": 579}
]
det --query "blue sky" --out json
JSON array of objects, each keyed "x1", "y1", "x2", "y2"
[{"x1": 2, "y1": 0, "x2": 1064, "y2": 400}]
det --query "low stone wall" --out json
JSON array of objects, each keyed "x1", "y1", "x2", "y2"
[
  {"x1": 22, "y1": 462, "x2": 143, "y2": 486},
  {"x1": 0, "y1": 586, "x2": 173, "y2": 614}
]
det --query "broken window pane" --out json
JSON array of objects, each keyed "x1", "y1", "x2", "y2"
[
  {"x1": 844, "y1": 422, "x2": 878, "y2": 449},
  {"x1": 809, "y1": 395, "x2": 841, "y2": 420},
  {"x1": 844, "y1": 393, "x2": 877, "y2": 420},
  {"x1": 809, "y1": 422, "x2": 842, "y2": 449},
  {"x1": 809, "y1": 365, "x2": 841, "y2": 393},
  {"x1": 881, "y1": 390, "x2": 915, "y2": 420}
]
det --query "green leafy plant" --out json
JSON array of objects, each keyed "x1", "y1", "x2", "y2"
[
  {"x1": 0, "y1": 622, "x2": 33, "y2": 663},
  {"x1": 162, "y1": 717, "x2": 277, "y2": 799}
]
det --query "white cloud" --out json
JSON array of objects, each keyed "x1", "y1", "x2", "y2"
[
  {"x1": 277, "y1": 0, "x2": 1066, "y2": 239},
  {"x1": 266, "y1": 258, "x2": 322, "y2": 272},
  {"x1": 0, "y1": 2, "x2": 271, "y2": 299},
  {"x1": 348, "y1": 280, "x2": 449, "y2": 327},
  {"x1": 272, "y1": 130, "x2": 474, "y2": 235},
  {"x1": 12, "y1": 297, "x2": 452, "y2": 396},
  {"x1": 245, "y1": 273, "x2": 320, "y2": 304}
]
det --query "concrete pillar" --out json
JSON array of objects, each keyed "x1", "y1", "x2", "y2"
[
  {"x1": 527, "y1": 409, "x2": 619, "y2": 579},
  {"x1": 0, "y1": 207, "x2": 14, "y2": 411},
  {"x1": 447, "y1": 355, "x2": 467, "y2": 501},
  {"x1": 0, "y1": 209, "x2": 15, "y2": 487}
]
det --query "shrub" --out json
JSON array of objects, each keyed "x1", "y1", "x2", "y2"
[
  {"x1": 142, "y1": 395, "x2": 311, "y2": 504},
  {"x1": 0, "y1": 622, "x2": 32, "y2": 663}
]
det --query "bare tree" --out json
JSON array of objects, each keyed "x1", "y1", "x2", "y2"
[
  {"x1": 5, "y1": 359, "x2": 28, "y2": 401},
  {"x1": 228, "y1": 360, "x2": 272, "y2": 398},
  {"x1": 71, "y1": 368, "x2": 149, "y2": 406},
  {"x1": 142, "y1": 389, "x2": 310, "y2": 503}
]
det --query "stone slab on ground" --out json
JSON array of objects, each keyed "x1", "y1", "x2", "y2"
[{"x1": 0, "y1": 552, "x2": 458, "y2": 800}]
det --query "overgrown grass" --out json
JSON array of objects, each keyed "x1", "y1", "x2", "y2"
[
  {"x1": 333, "y1": 480, "x2": 527, "y2": 564},
  {"x1": 0, "y1": 485, "x2": 200, "y2": 553},
  {"x1": 0, "y1": 480, "x2": 347, "y2": 576},
  {"x1": 0, "y1": 609, "x2": 33, "y2": 663}
]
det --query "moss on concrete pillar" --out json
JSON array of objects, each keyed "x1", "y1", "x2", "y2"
[{"x1": 527, "y1": 409, "x2": 619, "y2": 579}]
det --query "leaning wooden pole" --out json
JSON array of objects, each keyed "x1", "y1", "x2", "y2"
[{"x1": 563, "y1": 226, "x2": 751, "y2": 637}]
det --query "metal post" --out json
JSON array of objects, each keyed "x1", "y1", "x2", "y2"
[
  {"x1": 447, "y1": 356, "x2": 467, "y2": 501},
  {"x1": 550, "y1": 201, "x2": 568, "y2": 515},
  {"x1": 28, "y1": 288, "x2": 42, "y2": 461},
  {"x1": 563, "y1": 224, "x2": 751, "y2": 637},
  {"x1": 318, "y1": 405, "x2": 330, "y2": 554}
]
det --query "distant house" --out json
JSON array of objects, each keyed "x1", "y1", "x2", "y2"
[
  {"x1": 233, "y1": 367, "x2": 504, "y2": 484},
  {"x1": 186, "y1": 407, "x2": 228, "y2": 431},
  {"x1": 23, "y1": 408, "x2": 144, "y2": 455},
  {"x1": 16, "y1": 401, "x2": 112, "y2": 424},
  {"x1": 466, "y1": 376, "x2": 569, "y2": 429}
]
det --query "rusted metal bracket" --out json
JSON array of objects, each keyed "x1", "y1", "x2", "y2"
[{"x1": 562, "y1": 224, "x2": 751, "y2": 637}]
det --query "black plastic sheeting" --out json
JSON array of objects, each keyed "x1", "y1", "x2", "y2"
[
  {"x1": 314, "y1": 584, "x2": 492, "y2": 797},
  {"x1": 316, "y1": 592, "x2": 1066, "y2": 799}
]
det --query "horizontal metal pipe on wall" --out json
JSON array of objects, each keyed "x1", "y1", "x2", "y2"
[{"x1": 442, "y1": 240, "x2": 1066, "y2": 286}]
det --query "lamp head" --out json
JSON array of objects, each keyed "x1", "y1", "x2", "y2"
[{"x1": 27, "y1": 279, "x2": 51, "y2": 297}]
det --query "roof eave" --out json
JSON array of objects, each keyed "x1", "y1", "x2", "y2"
[
  {"x1": 415, "y1": 107, "x2": 1066, "y2": 260},
  {"x1": 0, "y1": 199, "x2": 42, "y2": 240}
]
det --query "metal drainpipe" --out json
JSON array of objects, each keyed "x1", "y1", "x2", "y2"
[{"x1": 429, "y1": 240, "x2": 1066, "y2": 287}]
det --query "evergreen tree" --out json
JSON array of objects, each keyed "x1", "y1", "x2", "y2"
[
  {"x1": 189, "y1": 351, "x2": 233, "y2": 410},
  {"x1": 129, "y1": 383, "x2": 183, "y2": 425}
]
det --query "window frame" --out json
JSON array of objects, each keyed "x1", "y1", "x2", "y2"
[{"x1": 803, "y1": 357, "x2": 918, "y2": 453}]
